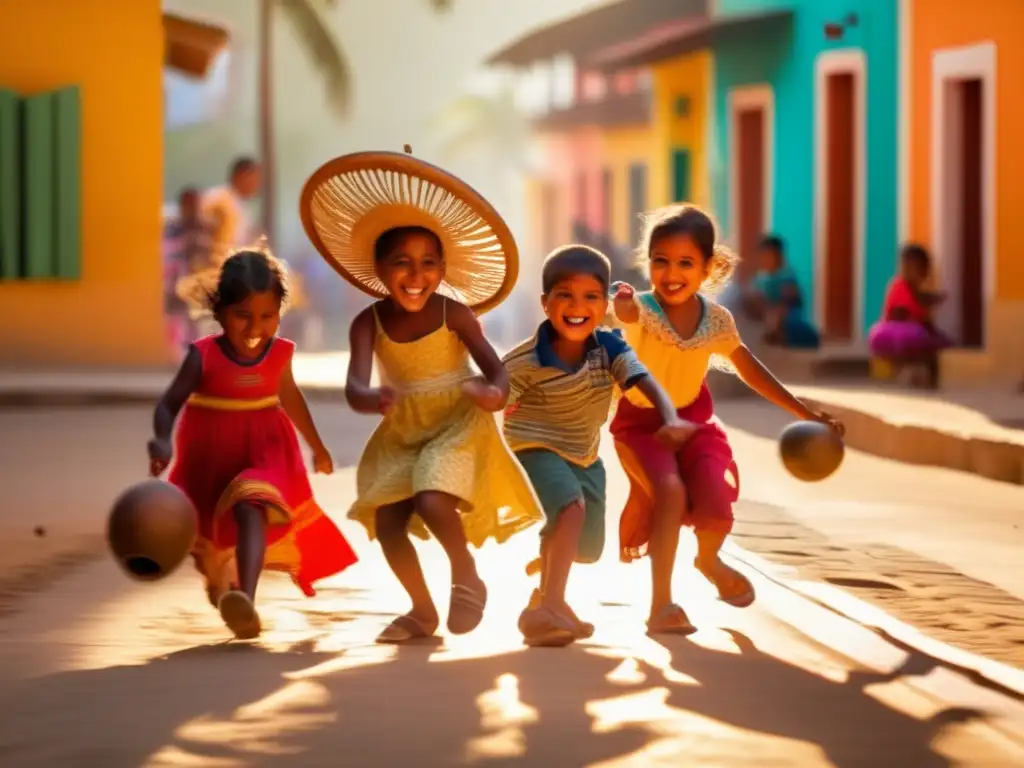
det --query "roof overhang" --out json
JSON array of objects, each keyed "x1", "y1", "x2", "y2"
[
  {"x1": 589, "y1": 8, "x2": 793, "y2": 71},
  {"x1": 486, "y1": 0, "x2": 706, "y2": 66},
  {"x1": 164, "y1": 13, "x2": 231, "y2": 79}
]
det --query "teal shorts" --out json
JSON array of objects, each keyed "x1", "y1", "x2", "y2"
[{"x1": 514, "y1": 449, "x2": 606, "y2": 564}]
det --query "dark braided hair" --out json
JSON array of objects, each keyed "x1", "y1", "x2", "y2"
[{"x1": 209, "y1": 249, "x2": 289, "y2": 314}]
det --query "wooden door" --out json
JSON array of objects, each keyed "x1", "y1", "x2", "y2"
[
  {"x1": 959, "y1": 78, "x2": 984, "y2": 348},
  {"x1": 736, "y1": 108, "x2": 764, "y2": 284},
  {"x1": 823, "y1": 72, "x2": 856, "y2": 341}
]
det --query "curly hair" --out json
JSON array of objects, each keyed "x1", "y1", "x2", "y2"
[
  {"x1": 635, "y1": 203, "x2": 738, "y2": 296},
  {"x1": 208, "y1": 247, "x2": 290, "y2": 314}
]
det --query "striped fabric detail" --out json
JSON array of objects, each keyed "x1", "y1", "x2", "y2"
[{"x1": 503, "y1": 326, "x2": 648, "y2": 467}]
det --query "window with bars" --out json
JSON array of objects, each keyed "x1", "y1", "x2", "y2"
[{"x1": 0, "y1": 85, "x2": 82, "y2": 281}]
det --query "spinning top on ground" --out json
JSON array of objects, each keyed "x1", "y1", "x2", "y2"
[
  {"x1": 107, "y1": 479, "x2": 197, "y2": 581},
  {"x1": 778, "y1": 420, "x2": 845, "y2": 482}
]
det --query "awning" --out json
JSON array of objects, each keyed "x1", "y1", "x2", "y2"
[
  {"x1": 486, "y1": 0, "x2": 706, "y2": 66},
  {"x1": 532, "y1": 91, "x2": 650, "y2": 131},
  {"x1": 164, "y1": 13, "x2": 231, "y2": 79},
  {"x1": 589, "y1": 8, "x2": 793, "y2": 71}
]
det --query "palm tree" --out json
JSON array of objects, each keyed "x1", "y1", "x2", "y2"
[
  {"x1": 257, "y1": 0, "x2": 453, "y2": 243},
  {"x1": 428, "y1": 77, "x2": 534, "y2": 175}
]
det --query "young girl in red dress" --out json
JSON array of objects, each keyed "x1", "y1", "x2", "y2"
[{"x1": 148, "y1": 247, "x2": 357, "y2": 639}]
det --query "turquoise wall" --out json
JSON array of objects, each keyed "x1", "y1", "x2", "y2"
[{"x1": 710, "y1": 0, "x2": 898, "y2": 334}]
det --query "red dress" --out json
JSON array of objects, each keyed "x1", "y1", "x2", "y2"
[{"x1": 170, "y1": 335, "x2": 357, "y2": 596}]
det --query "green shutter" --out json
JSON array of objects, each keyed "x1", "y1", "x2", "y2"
[
  {"x1": 22, "y1": 91, "x2": 56, "y2": 279},
  {"x1": 672, "y1": 148, "x2": 691, "y2": 203},
  {"x1": 0, "y1": 85, "x2": 82, "y2": 282},
  {"x1": 0, "y1": 89, "x2": 19, "y2": 278},
  {"x1": 53, "y1": 86, "x2": 81, "y2": 279}
]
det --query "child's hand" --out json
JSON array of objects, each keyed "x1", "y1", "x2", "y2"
[
  {"x1": 655, "y1": 418, "x2": 699, "y2": 447},
  {"x1": 147, "y1": 438, "x2": 173, "y2": 477},
  {"x1": 312, "y1": 447, "x2": 334, "y2": 475},
  {"x1": 811, "y1": 410, "x2": 845, "y2": 438},
  {"x1": 612, "y1": 281, "x2": 635, "y2": 304},
  {"x1": 461, "y1": 377, "x2": 505, "y2": 412},
  {"x1": 373, "y1": 386, "x2": 397, "y2": 415}
]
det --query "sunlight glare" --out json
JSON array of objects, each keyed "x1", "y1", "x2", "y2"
[
  {"x1": 464, "y1": 674, "x2": 538, "y2": 762},
  {"x1": 150, "y1": 680, "x2": 334, "y2": 764}
]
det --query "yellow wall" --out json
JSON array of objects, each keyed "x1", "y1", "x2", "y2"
[
  {"x1": 599, "y1": 127, "x2": 655, "y2": 247},
  {"x1": 650, "y1": 50, "x2": 711, "y2": 210},
  {"x1": 0, "y1": 0, "x2": 167, "y2": 366}
]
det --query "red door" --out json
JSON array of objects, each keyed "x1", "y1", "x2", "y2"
[
  {"x1": 823, "y1": 72, "x2": 856, "y2": 341},
  {"x1": 736, "y1": 108, "x2": 765, "y2": 285}
]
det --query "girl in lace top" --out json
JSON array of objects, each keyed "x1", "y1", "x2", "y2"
[{"x1": 610, "y1": 204, "x2": 841, "y2": 635}]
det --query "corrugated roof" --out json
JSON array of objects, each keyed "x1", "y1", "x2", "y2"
[{"x1": 486, "y1": 0, "x2": 707, "y2": 66}]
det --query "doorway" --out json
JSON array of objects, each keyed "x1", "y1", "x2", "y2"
[
  {"x1": 729, "y1": 85, "x2": 773, "y2": 286},
  {"x1": 628, "y1": 162, "x2": 647, "y2": 247},
  {"x1": 540, "y1": 181, "x2": 556, "y2": 254},
  {"x1": 939, "y1": 78, "x2": 984, "y2": 347},
  {"x1": 931, "y1": 43, "x2": 994, "y2": 351},
  {"x1": 601, "y1": 167, "x2": 613, "y2": 240},
  {"x1": 814, "y1": 50, "x2": 864, "y2": 343},
  {"x1": 823, "y1": 72, "x2": 856, "y2": 341}
]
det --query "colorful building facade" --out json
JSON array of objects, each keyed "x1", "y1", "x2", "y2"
[
  {"x1": 0, "y1": 1, "x2": 226, "y2": 367},
  {"x1": 903, "y1": 0, "x2": 1024, "y2": 385},
  {"x1": 710, "y1": 0, "x2": 899, "y2": 343}
]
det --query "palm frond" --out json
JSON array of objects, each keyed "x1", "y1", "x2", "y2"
[{"x1": 277, "y1": 0, "x2": 351, "y2": 117}]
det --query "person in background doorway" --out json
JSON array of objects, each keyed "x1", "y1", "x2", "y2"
[
  {"x1": 745, "y1": 235, "x2": 819, "y2": 349},
  {"x1": 194, "y1": 157, "x2": 262, "y2": 336},
  {"x1": 202, "y1": 156, "x2": 262, "y2": 267},
  {"x1": 869, "y1": 243, "x2": 951, "y2": 388},
  {"x1": 162, "y1": 187, "x2": 212, "y2": 357}
]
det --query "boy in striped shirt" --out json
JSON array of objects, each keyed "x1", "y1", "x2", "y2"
[{"x1": 503, "y1": 245, "x2": 691, "y2": 647}]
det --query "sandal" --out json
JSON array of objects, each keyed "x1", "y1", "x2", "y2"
[
  {"x1": 527, "y1": 589, "x2": 594, "y2": 639},
  {"x1": 695, "y1": 558, "x2": 756, "y2": 608},
  {"x1": 376, "y1": 613, "x2": 439, "y2": 645},
  {"x1": 447, "y1": 581, "x2": 488, "y2": 635},
  {"x1": 646, "y1": 603, "x2": 697, "y2": 636},
  {"x1": 519, "y1": 606, "x2": 576, "y2": 648},
  {"x1": 218, "y1": 590, "x2": 262, "y2": 640}
]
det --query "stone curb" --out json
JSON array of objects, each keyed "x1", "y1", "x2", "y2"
[
  {"x1": 725, "y1": 541, "x2": 1024, "y2": 730},
  {"x1": 801, "y1": 396, "x2": 1024, "y2": 486}
]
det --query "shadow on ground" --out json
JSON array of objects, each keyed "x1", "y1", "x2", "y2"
[{"x1": 0, "y1": 619, "x2": 984, "y2": 767}]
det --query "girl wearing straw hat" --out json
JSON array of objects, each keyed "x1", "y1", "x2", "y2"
[{"x1": 301, "y1": 148, "x2": 544, "y2": 644}]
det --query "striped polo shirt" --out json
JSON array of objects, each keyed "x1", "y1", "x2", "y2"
[{"x1": 502, "y1": 322, "x2": 649, "y2": 467}]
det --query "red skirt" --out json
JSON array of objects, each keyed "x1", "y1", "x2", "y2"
[
  {"x1": 610, "y1": 382, "x2": 739, "y2": 562},
  {"x1": 169, "y1": 400, "x2": 357, "y2": 595}
]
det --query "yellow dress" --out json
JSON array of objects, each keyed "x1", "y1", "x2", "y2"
[{"x1": 349, "y1": 302, "x2": 544, "y2": 546}]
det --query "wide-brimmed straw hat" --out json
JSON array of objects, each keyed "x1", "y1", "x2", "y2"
[{"x1": 299, "y1": 147, "x2": 518, "y2": 314}]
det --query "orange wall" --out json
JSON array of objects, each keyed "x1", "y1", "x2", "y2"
[
  {"x1": 0, "y1": 0, "x2": 166, "y2": 366},
  {"x1": 908, "y1": 0, "x2": 1024, "y2": 301}
]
